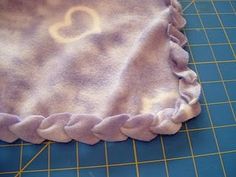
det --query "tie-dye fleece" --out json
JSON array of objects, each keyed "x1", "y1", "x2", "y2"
[{"x1": 0, "y1": 0, "x2": 201, "y2": 144}]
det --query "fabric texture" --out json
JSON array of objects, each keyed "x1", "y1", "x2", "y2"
[{"x1": 0, "y1": 0, "x2": 201, "y2": 145}]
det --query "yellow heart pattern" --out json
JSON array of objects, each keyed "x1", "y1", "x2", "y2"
[{"x1": 49, "y1": 6, "x2": 101, "y2": 43}]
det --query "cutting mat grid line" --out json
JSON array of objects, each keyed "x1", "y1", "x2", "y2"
[
  {"x1": 184, "y1": 2, "x2": 233, "y2": 177},
  {"x1": 0, "y1": 1, "x2": 236, "y2": 177}
]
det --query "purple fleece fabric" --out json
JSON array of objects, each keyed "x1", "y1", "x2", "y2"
[{"x1": 0, "y1": 0, "x2": 201, "y2": 145}]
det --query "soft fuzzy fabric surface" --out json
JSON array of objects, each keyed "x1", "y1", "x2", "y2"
[{"x1": 0, "y1": 0, "x2": 201, "y2": 144}]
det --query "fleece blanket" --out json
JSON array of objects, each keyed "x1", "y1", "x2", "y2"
[{"x1": 0, "y1": 0, "x2": 201, "y2": 145}]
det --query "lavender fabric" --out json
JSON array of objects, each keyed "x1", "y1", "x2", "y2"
[{"x1": 0, "y1": 0, "x2": 201, "y2": 145}]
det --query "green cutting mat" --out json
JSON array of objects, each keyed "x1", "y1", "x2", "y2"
[{"x1": 1, "y1": 0, "x2": 236, "y2": 177}]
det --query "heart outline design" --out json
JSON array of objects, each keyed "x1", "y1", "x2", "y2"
[{"x1": 49, "y1": 6, "x2": 101, "y2": 43}]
